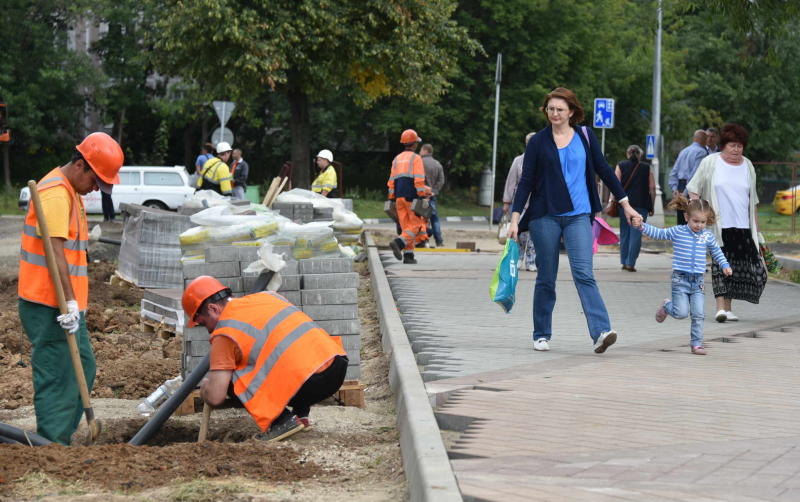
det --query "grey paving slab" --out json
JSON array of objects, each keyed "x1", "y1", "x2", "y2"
[{"x1": 383, "y1": 247, "x2": 800, "y2": 501}]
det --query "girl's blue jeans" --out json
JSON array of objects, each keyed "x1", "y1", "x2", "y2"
[
  {"x1": 665, "y1": 270, "x2": 705, "y2": 347},
  {"x1": 529, "y1": 214, "x2": 611, "y2": 342}
]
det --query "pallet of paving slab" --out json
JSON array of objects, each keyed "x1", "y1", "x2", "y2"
[
  {"x1": 334, "y1": 380, "x2": 365, "y2": 408},
  {"x1": 141, "y1": 317, "x2": 178, "y2": 340},
  {"x1": 173, "y1": 389, "x2": 202, "y2": 416}
]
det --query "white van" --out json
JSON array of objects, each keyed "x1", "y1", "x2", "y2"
[{"x1": 19, "y1": 165, "x2": 196, "y2": 213}]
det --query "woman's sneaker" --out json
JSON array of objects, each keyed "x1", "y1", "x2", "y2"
[
  {"x1": 533, "y1": 339, "x2": 550, "y2": 351},
  {"x1": 725, "y1": 311, "x2": 739, "y2": 321},
  {"x1": 655, "y1": 299, "x2": 669, "y2": 323},
  {"x1": 593, "y1": 330, "x2": 617, "y2": 354},
  {"x1": 715, "y1": 310, "x2": 727, "y2": 323},
  {"x1": 691, "y1": 346, "x2": 707, "y2": 355}
]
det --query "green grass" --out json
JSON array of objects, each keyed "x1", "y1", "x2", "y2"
[
  {"x1": 0, "y1": 186, "x2": 22, "y2": 214},
  {"x1": 351, "y1": 188, "x2": 488, "y2": 219}
]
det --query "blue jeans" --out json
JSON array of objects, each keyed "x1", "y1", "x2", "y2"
[
  {"x1": 529, "y1": 214, "x2": 611, "y2": 342},
  {"x1": 665, "y1": 271, "x2": 705, "y2": 347},
  {"x1": 426, "y1": 196, "x2": 443, "y2": 244},
  {"x1": 619, "y1": 207, "x2": 648, "y2": 267}
]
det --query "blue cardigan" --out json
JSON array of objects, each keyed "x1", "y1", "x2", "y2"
[{"x1": 512, "y1": 125, "x2": 627, "y2": 231}]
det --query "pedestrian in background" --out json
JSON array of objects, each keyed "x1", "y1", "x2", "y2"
[
  {"x1": 388, "y1": 129, "x2": 431, "y2": 264},
  {"x1": 687, "y1": 123, "x2": 766, "y2": 323},
  {"x1": 502, "y1": 132, "x2": 537, "y2": 271},
  {"x1": 421, "y1": 143, "x2": 445, "y2": 247},
  {"x1": 230, "y1": 148, "x2": 249, "y2": 200},
  {"x1": 195, "y1": 142, "x2": 215, "y2": 175},
  {"x1": 311, "y1": 149, "x2": 338, "y2": 198},
  {"x1": 19, "y1": 132, "x2": 124, "y2": 444},
  {"x1": 706, "y1": 127, "x2": 720, "y2": 153},
  {"x1": 668, "y1": 130, "x2": 707, "y2": 225},
  {"x1": 634, "y1": 196, "x2": 732, "y2": 355},
  {"x1": 614, "y1": 145, "x2": 655, "y2": 272},
  {"x1": 507, "y1": 87, "x2": 640, "y2": 354}
]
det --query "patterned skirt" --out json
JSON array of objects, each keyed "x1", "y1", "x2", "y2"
[{"x1": 711, "y1": 228, "x2": 767, "y2": 304}]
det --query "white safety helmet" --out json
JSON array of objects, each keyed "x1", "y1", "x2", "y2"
[
  {"x1": 215, "y1": 141, "x2": 233, "y2": 153},
  {"x1": 316, "y1": 149, "x2": 334, "y2": 163}
]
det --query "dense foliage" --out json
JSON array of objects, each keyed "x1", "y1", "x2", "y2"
[{"x1": 2, "y1": 0, "x2": 799, "y2": 194}]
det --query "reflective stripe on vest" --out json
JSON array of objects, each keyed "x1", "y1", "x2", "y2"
[{"x1": 19, "y1": 168, "x2": 89, "y2": 310}]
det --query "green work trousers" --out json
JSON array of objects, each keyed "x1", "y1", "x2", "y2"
[{"x1": 18, "y1": 299, "x2": 95, "y2": 445}]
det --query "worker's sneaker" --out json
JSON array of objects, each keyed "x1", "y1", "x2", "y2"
[
  {"x1": 593, "y1": 330, "x2": 617, "y2": 354},
  {"x1": 389, "y1": 238, "x2": 404, "y2": 261},
  {"x1": 725, "y1": 311, "x2": 739, "y2": 321},
  {"x1": 254, "y1": 412, "x2": 304, "y2": 442},
  {"x1": 403, "y1": 253, "x2": 417, "y2": 265},
  {"x1": 715, "y1": 309, "x2": 727, "y2": 323},
  {"x1": 533, "y1": 338, "x2": 549, "y2": 351},
  {"x1": 655, "y1": 299, "x2": 669, "y2": 323}
]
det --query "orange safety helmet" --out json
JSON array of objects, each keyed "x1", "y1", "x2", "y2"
[
  {"x1": 183, "y1": 275, "x2": 230, "y2": 327},
  {"x1": 76, "y1": 132, "x2": 124, "y2": 185},
  {"x1": 400, "y1": 129, "x2": 421, "y2": 145}
]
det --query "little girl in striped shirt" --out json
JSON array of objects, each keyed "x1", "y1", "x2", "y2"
[{"x1": 631, "y1": 195, "x2": 732, "y2": 355}]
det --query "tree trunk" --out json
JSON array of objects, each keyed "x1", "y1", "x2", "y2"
[
  {"x1": 116, "y1": 109, "x2": 125, "y2": 147},
  {"x1": 288, "y1": 82, "x2": 311, "y2": 189},
  {"x1": 183, "y1": 121, "x2": 199, "y2": 171}
]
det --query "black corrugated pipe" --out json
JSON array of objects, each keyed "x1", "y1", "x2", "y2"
[
  {"x1": 0, "y1": 423, "x2": 52, "y2": 446},
  {"x1": 128, "y1": 355, "x2": 209, "y2": 446}
]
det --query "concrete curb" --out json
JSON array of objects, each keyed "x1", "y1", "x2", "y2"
[
  {"x1": 364, "y1": 215, "x2": 489, "y2": 224},
  {"x1": 366, "y1": 232, "x2": 462, "y2": 502}
]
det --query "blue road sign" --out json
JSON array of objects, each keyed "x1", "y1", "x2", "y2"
[
  {"x1": 593, "y1": 98, "x2": 615, "y2": 128},
  {"x1": 646, "y1": 134, "x2": 656, "y2": 159}
]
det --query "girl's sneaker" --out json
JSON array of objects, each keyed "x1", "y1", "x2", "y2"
[
  {"x1": 655, "y1": 299, "x2": 669, "y2": 323},
  {"x1": 691, "y1": 346, "x2": 707, "y2": 355}
]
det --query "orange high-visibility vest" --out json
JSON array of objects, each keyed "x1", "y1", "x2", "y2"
[
  {"x1": 210, "y1": 292, "x2": 347, "y2": 431},
  {"x1": 387, "y1": 150, "x2": 427, "y2": 200},
  {"x1": 19, "y1": 168, "x2": 89, "y2": 310}
]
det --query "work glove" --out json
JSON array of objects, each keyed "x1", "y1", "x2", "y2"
[{"x1": 57, "y1": 300, "x2": 80, "y2": 334}]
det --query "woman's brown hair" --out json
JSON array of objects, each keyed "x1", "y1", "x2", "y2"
[
  {"x1": 540, "y1": 87, "x2": 585, "y2": 127},
  {"x1": 719, "y1": 123, "x2": 749, "y2": 149},
  {"x1": 668, "y1": 194, "x2": 717, "y2": 226}
]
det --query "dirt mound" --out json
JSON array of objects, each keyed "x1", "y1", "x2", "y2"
[
  {"x1": 0, "y1": 262, "x2": 176, "y2": 409},
  {"x1": 0, "y1": 441, "x2": 325, "y2": 491}
]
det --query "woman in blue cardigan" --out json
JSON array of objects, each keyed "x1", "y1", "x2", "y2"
[{"x1": 507, "y1": 87, "x2": 639, "y2": 354}]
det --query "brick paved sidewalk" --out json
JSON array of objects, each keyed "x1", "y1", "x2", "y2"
[{"x1": 384, "y1": 249, "x2": 800, "y2": 501}]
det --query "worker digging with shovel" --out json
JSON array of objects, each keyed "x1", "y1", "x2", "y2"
[{"x1": 18, "y1": 132, "x2": 123, "y2": 445}]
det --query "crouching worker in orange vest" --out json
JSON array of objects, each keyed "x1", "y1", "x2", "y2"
[
  {"x1": 183, "y1": 276, "x2": 349, "y2": 442},
  {"x1": 388, "y1": 129, "x2": 432, "y2": 265},
  {"x1": 19, "y1": 132, "x2": 124, "y2": 444}
]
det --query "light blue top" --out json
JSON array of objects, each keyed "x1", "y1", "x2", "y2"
[
  {"x1": 557, "y1": 133, "x2": 591, "y2": 216},
  {"x1": 640, "y1": 223, "x2": 729, "y2": 274},
  {"x1": 668, "y1": 141, "x2": 707, "y2": 192}
]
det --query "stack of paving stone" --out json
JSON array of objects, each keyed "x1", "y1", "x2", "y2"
[
  {"x1": 117, "y1": 203, "x2": 193, "y2": 288},
  {"x1": 180, "y1": 254, "x2": 361, "y2": 381},
  {"x1": 271, "y1": 201, "x2": 314, "y2": 223},
  {"x1": 140, "y1": 288, "x2": 184, "y2": 333}
]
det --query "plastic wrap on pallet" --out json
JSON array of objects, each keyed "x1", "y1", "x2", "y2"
[
  {"x1": 117, "y1": 205, "x2": 193, "y2": 288},
  {"x1": 275, "y1": 189, "x2": 363, "y2": 233}
]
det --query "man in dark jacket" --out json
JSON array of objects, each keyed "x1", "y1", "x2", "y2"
[{"x1": 231, "y1": 148, "x2": 250, "y2": 200}]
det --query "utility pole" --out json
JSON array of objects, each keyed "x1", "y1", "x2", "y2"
[
  {"x1": 650, "y1": 0, "x2": 665, "y2": 226},
  {"x1": 489, "y1": 53, "x2": 502, "y2": 229}
]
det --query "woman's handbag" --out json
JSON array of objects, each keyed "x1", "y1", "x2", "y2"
[
  {"x1": 497, "y1": 213, "x2": 511, "y2": 245},
  {"x1": 605, "y1": 161, "x2": 641, "y2": 218}
]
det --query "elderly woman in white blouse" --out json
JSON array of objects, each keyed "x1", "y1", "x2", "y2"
[{"x1": 687, "y1": 123, "x2": 766, "y2": 323}]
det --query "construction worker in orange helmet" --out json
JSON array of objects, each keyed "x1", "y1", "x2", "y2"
[
  {"x1": 18, "y1": 131, "x2": 123, "y2": 444},
  {"x1": 387, "y1": 129, "x2": 431, "y2": 264},
  {"x1": 183, "y1": 276, "x2": 349, "y2": 442}
]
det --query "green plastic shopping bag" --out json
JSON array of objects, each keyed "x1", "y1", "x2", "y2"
[{"x1": 489, "y1": 239, "x2": 519, "y2": 313}]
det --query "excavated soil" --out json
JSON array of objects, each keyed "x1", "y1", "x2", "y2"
[{"x1": 0, "y1": 252, "x2": 404, "y2": 500}]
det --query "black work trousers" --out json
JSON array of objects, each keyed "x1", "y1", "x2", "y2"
[{"x1": 288, "y1": 355, "x2": 348, "y2": 418}]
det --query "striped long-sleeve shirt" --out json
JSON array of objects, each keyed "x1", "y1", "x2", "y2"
[{"x1": 639, "y1": 223, "x2": 729, "y2": 274}]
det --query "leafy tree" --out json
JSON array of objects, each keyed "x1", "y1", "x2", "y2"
[
  {"x1": 0, "y1": 0, "x2": 99, "y2": 185},
  {"x1": 144, "y1": 0, "x2": 480, "y2": 188}
]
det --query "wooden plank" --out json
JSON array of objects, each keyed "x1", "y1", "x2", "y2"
[
  {"x1": 335, "y1": 380, "x2": 365, "y2": 408},
  {"x1": 266, "y1": 177, "x2": 288, "y2": 207},
  {"x1": 262, "y1": 177, "x2": 280, "y2": 206},
  {"x1": 174, "y1": 389, "x2": 202, "y2": 416}
]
